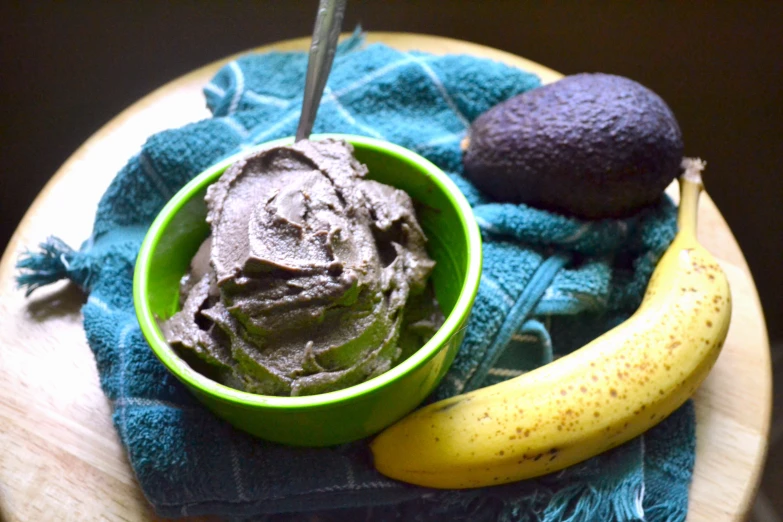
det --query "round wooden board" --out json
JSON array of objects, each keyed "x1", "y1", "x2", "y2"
[{"x1": 0, "y1": 33, "x2": 771, "y2": 522}]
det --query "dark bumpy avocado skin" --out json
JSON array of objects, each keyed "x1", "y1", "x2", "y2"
[{"x1": 462, "y1": 73, "x2": 683, "y2": 219}]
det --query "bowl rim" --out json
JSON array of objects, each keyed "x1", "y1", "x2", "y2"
[{"x1": 133, "y1": 133, "x2": 482, "y2": 409}]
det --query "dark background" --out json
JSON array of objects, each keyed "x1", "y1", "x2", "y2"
[{"x1": 2, "y1": 1, "x2": 781, "y2": 344}]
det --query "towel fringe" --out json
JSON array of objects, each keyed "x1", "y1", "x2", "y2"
[
  {"x1": 540, "y1": 472, "x2": 645, "y2": 522},
  {"x1": 417, "y1": 488, "x2": 547, "y2": 522},
  {"x1": 15, "y1": 236, "x2": 91, "y2": 296},
  {"x1": 644, "y1": 500, "x2": 687, "y2": 522}
]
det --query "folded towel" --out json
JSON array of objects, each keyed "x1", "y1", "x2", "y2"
[{"x1": 17, "y1": 32, "x2": 694, "y2": 522}]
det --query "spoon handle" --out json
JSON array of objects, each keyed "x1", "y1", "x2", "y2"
[{"x1": 295, "y1": 0, "x2": 348, "y2": 142}]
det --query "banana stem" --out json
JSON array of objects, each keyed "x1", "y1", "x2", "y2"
[{"x1": 677, "y1": 158, "x2": 706, "y2": 239}]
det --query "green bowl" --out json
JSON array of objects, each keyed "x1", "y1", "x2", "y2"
[{"x1": 133, "y1": 134, "x2": 482, "y2": 447}]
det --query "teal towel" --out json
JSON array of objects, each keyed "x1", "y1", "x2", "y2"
[{"x1": 16, "y1": 33, "x2": 694, "y2": 521}]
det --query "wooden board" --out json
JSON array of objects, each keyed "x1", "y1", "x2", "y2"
[{"x1": 0, "y1": 33, "x2": 771, "y2": 522}]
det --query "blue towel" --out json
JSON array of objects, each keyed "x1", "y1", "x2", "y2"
[{"x1": 16, "y1": 32, "x2": 694, "y2": 522}]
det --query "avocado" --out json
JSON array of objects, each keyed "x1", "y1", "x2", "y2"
[{"x1": 462, "y1": 73, "x2": 684, "y2": 219}]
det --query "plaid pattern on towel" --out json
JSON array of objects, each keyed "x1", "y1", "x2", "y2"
[{"x1": 17, "y1": 33, "x2": 694, "y2": 522}]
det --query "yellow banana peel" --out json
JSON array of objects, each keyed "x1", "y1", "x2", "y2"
[{"x1": 370, "y1": 158, "x2": 731, "y2": 489}]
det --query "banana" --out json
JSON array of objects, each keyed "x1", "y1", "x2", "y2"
[{"x1": 370, "y1": 158, "x2": 731, "y2": 489}]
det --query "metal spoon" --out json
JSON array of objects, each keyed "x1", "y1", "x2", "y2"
[{"x1": 295, "y1": 0, "x2": 348, "y2": 142}]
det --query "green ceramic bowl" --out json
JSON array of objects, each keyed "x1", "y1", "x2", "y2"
[{"x1": 133, "y1": 134, "x2": 481, "y2": 447}]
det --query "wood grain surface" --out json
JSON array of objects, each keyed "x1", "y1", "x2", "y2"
[{"x1": 0, "y1": 33, "x2": 771, "y2": 522}]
